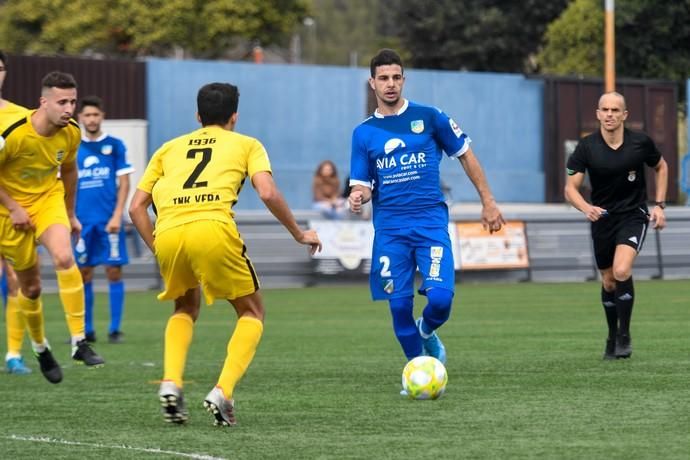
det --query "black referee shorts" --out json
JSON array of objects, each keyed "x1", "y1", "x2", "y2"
[{"x1": 591, "y1": 208, "x2": 649, "y2": 270}]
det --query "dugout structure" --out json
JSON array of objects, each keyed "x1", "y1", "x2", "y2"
[{"x1": 542, "y1": 76, "x2": 678, "y2": 204}]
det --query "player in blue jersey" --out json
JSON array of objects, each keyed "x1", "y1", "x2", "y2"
[
  {"x1": 349, "y1": 49, "x2": 505, "y2": 369},
  {"x1": 74, "y1": 96, "x2": 134, "y2": 343}
]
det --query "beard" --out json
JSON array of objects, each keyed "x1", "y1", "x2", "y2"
[{"x1": 380, "y1": 92, "x2": 400, "y2": 107}]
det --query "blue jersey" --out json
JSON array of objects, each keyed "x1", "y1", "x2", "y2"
[
  {"x1": 76, "y1": 133, "x2": 134, "y2": 224},
  {"x1": 350, "y1": 99, "x2": 470, "y2": 230}
]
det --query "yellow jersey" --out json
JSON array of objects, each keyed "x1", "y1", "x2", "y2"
[
  {"x1": 138, "y1": 125, "x2": 272, "y2": 235},
  {"x1": 0, "y1": 109, "x2": 80, "y2": 214},
  {"x1": 0, "y1": 101, "x2": 29, "y2": 123}
]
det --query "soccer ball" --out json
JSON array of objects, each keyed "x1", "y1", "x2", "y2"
[{"x1": 401, "y1": 356, "x2": 448, "y2": 400}]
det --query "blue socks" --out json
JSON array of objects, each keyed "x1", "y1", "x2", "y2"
[
  {"x1": 84, "y1": 281, "x2": 94, "y2": 335},
  {"x1": 109, "y1": 280, "x2": 124, "y2": 334},
  {"x1": 1, "y1": 269, "x2": 8, "y2": 307},
  {"x1": 389, "y1": 289, "x2": 454, "y2": 360},
  {"x1": 84, "y1": 279, "x2": 125, "y2": 335},
  {"x1": 420, "y1": 287, "x2": 454, "y2": 333},
  {"x1": 389, "y1": 296, "x2": 422, "y2": 360}
]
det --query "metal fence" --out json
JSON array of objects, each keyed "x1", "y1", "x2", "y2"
[{"x1": 38, "y1": 207, "x2": 690, "y2": 291}]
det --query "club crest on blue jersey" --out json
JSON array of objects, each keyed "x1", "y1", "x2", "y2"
[
  {"x1": 410, "y1": 120, "x2": 424, "y2": 133},
  {"x1": 101, "y1": 144, "x2": 113, "y2": 155},
  {"x1": 382, "y1": 279, "x2": 394, "y2": 294}
]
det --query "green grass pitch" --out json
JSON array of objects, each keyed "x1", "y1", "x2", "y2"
[{"x1": 1, "y1": 280, "x2": 688, "y2": 459}]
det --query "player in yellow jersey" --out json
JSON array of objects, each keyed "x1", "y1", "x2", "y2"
[
  {"x1": 0, "y1": 71, "x2": 105, "y2": 384},
  {"x1": 0, "y1": 50, "x2": 31, "y2": 375},
  {"x1": 129, "y1": 82, "x2": 322, "y2": 426}
]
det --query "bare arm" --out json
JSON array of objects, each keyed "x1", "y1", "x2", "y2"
[
  {"x1": 564, "y1": 171, "x2": 608, "y2": 222},
  {"x1": 252, "y1": 171, "x2": 321, "y2": 254},
  {"x1": 60, "y1": 160, "x2": 81, "y2": 239},
  {"x1": 458, "y1": 147, "x2": 505, "y2": 233},
  {"x1": 0, "y1": 146, "x2": 33, "y2": 230},
  {"x1": 0, "y1": 185, "x2": 34, "y2": 231},
  {"x1": 106, "y1": 174, "x2": 131, "y2": 233},
  {"x1": 128, "y1": 189, "x2": 155, "y2": 252},
  {"x1": 348, "y1": 184, "x2": 372, "y2": 214},
  {"x1": 649, "y1": 157, "x2": 668, "y2": 229}
]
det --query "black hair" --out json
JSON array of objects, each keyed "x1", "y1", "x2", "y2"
[
  {"x1": 370, "y1": 49, "x2": 404, "y2": 77},
  {"x1": 197, "y1": 83, "x2": 239, "y2": 126},
  {"x1": 41, "y1": 71, "x2": 78, "y2": 90},
  {"x1": 80, "y1": 95, "x2": 104, "y2": 112}
]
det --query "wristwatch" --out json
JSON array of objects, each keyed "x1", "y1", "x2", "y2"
[{"x1": 654, "y1": 201, "x2": 666, "y2": 209}]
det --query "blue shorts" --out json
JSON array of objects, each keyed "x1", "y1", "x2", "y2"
[
  {"x1": 369, "y1": 226, "x2": 455, "y2": 300},
  {"x1": 74, "y1": 223, "x2": 129, "y2": 267}
]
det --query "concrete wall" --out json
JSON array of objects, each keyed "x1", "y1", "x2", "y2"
[{"x1": 146, "y1": 59, "x2": 544, "y2": 210}]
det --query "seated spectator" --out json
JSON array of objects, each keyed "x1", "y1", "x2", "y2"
[{"x1": 313, "y1": 160, "x2": 347, "y2": 219}]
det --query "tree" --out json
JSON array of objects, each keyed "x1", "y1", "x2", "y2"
[
  {"x1": 538, "y1": 0, "x2": 690, "y2": 85},
  {"x1": 392, "y1": 0, "x2": 570, "y2": 72},
  {"x1": 0, "y1": 0, "x2": 310, "y2": 58},
  {"x1": 298, "y1": 0, "x2": 402, "y2": 66},
  {"x1": 537, "y1": 0, "x2": 602, "y2": 76}
]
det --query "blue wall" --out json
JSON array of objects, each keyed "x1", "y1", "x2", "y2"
[
  {"x1": 146, "y1": 59, "x2": 544, "y2": 209},
  {"x1": 403, "y1": 69, "x2": 544, "y2": 203}
]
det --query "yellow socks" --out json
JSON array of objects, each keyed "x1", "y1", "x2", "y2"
[
  {"x1": 56, "y1": 265, "x2": 85, "y2": 338},
  {"x1": 217, "y1": 316, "x2": 264, "y2": 399},
  {"x1": 163, "y1": 313, "x2": 195, "y2": 388},
  {"x1": 17, "y1": 290, "x2": 45, "y2": 346},
  {"x1": 5, "y1": 295, "x2": 26, "y2": 358}
]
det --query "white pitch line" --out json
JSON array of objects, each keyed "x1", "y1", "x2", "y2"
[{"x1": 5, "y1": 434, "x2": 227, "y2": 460}]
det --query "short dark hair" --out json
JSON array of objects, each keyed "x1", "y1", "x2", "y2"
[
  {"x1": 370, "y1": 49, "x2": 404, "y2": 77},
  {"x1": 0, "y1": 50, "x2": 6, "y2": 67},
  {"x1": 197, "y1": 83, "x2": 239, "y2": 126},
  {"x1": 41, "y1": 71, "x2": 77, "y2": 90},
  {"x1": 80, "y1": 95, "x2": 104, "y2": 112}
]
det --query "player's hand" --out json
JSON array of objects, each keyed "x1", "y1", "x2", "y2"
[
  {"x1": 481, "y1": 203, "x2": 505, "y2": 234},
  {"x1": 585, "y1": 205, "x2": 608, "y2": 222},
  {"x1": 650, "y1": 206, "x2": 666, "y2": 230},
  {"x1": 106, "y1": 216, "x2": 121, "y2": 233},
  {"x1": 69, "y1": 215, "x2": 82, "y2": 243},
  {"x1": 297, "y1": 229, "x2": 322, "y2": 255},
  {"x1": 9, "y1": 206, "x2": 35, "y2": 232},
  {"x1": 348, "y1": 190, "x2": 363, "y2": 213}
]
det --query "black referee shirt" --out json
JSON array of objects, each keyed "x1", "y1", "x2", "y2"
[{"x1": 566, "y1": 128, "x2": 661, "y2": 213}]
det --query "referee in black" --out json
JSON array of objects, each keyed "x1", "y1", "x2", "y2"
[{"x1": 564, "y1": 91, "x2": 668, "y2": 360}]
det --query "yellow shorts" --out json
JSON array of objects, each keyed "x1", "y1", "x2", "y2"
[
  {"x1": 154, "y1": 219, "x2": 260, "y2": 304},
  {"x1": 0, "y1": 187, "x2": 70, "y2": 271}
]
